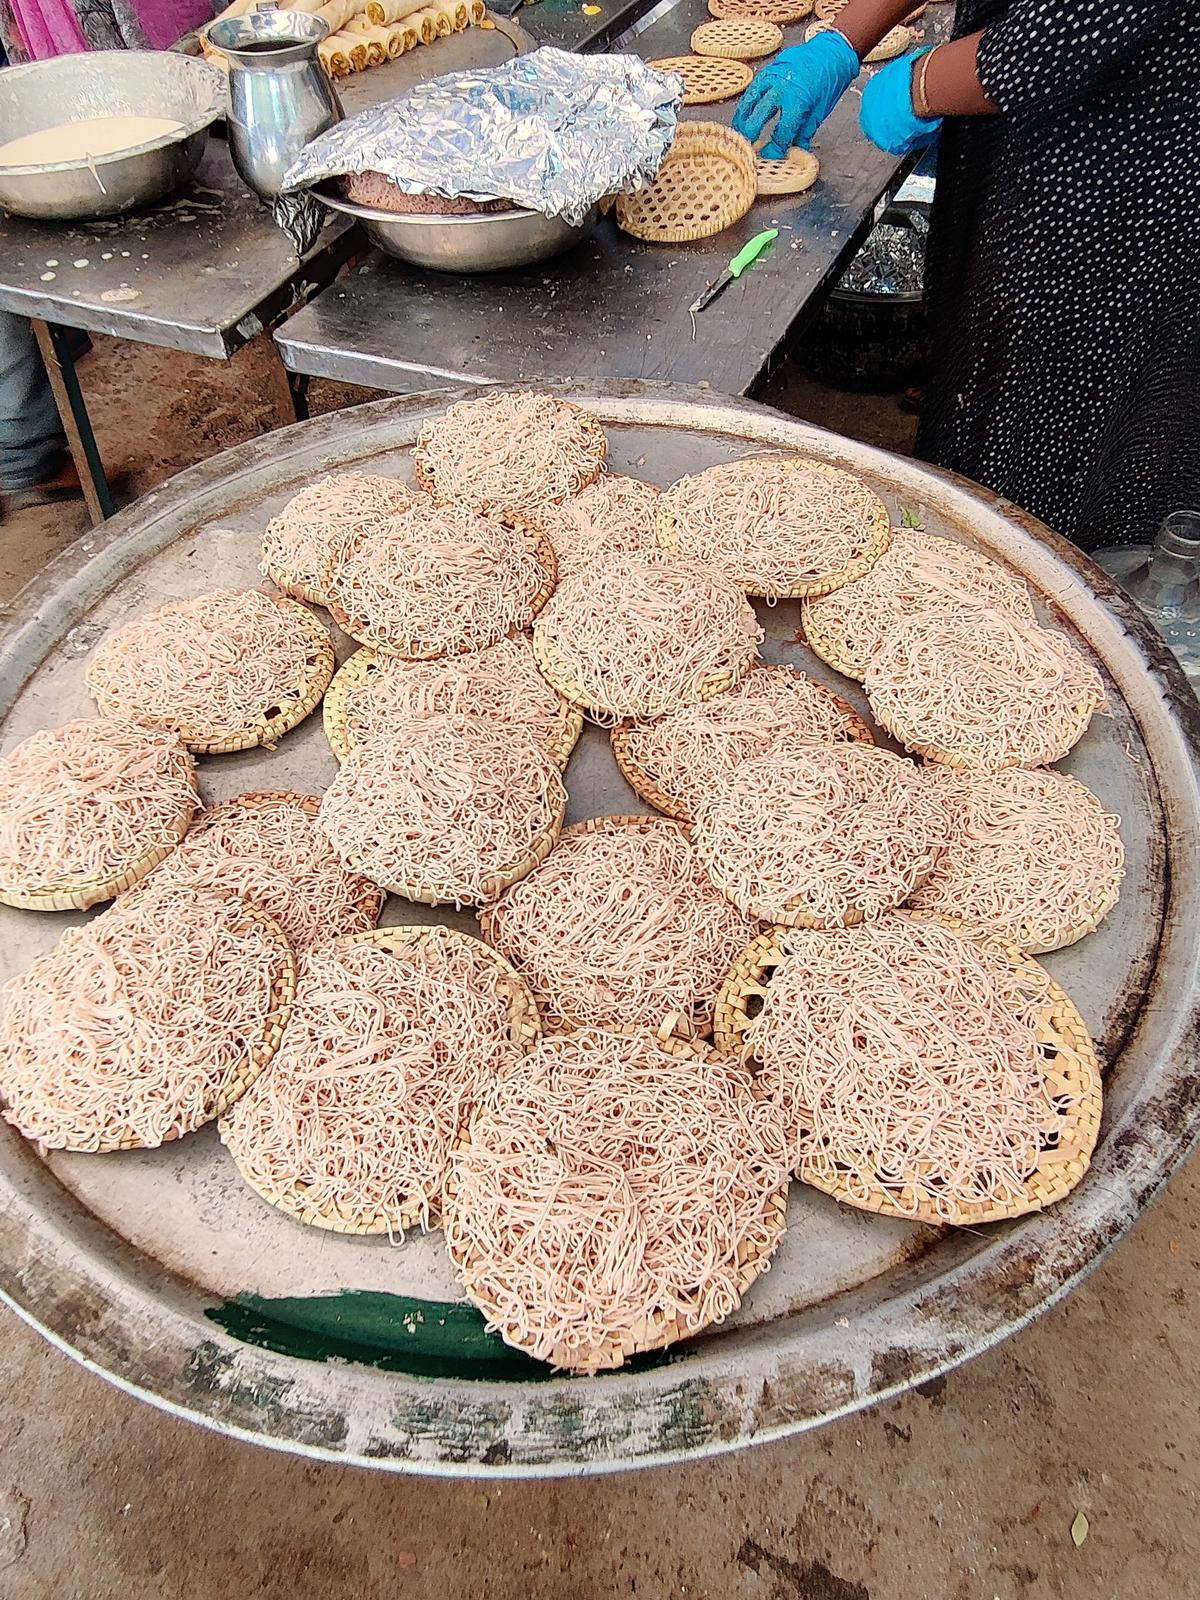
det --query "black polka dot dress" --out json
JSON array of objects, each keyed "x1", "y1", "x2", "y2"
[{"x1": 915, "y1": 0, "x2": 1200, "y2": 550}]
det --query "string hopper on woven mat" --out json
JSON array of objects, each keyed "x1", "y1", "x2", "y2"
[{"x1": 715, "y1": 916, "x2": 1102, "y2": 1227}]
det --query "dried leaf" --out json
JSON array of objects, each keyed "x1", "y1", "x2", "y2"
[{"x1": 1070, "y1": 1512, "x2": 1089, "y2": 1548}]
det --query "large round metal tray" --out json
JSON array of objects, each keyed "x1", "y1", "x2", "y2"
[{"x1": 1, "y1": 383, "x2": 1198, "y2": 1477}]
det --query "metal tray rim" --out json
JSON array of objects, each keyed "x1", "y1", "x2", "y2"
[{"x1": 2, "y1": 381, "x2": 1198, "y2": 1477}]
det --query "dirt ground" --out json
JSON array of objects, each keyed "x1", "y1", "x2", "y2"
[{"x1": 1, "y1": 334, "x2": 1196, "y2": 1600}]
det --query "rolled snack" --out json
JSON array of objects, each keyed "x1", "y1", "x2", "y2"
[
  {"x1": 365, "y1": 29, "x2": 387, "y2": 61},
  {"x1": 315, "y1": 0, "x2": 363, "y2": 32},
  {"x1": 348, "y1": 35, "x2": 369, "y2": 66},
  {"x1": 344, "y1": 16, "x2": 398, "y2": 55},
  {"x1": 376, "y1": 18, "x2": 419, "y2": 47},
  {"x1": 317, "y1": 32, "x2": 354, "y2": 72},
  {"x1": 416, "y1": 3, "x2": 451, "y2": 35},
  {"x1": 282, "y1": 0, "x2": 326, "y2": 12},
  {"x1": 365, "y1": 16, "x2": 419, "y2": 45},
  {"x1": 364, "y1": 0, "x2": 428, "y2": 22},
  {"x1": 405, "y1": 6, "x2": 439, "y2": 39},
  {"x1": 360, "y1": 16, "x2": 417, "y2": 43}
]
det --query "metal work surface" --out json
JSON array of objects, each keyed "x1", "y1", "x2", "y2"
[
  {"x1": 275, "y1": 1, "x2": 951, "y2": 395},
  {"x1": 0, "y1": 136, "x2": 352, "y2": 357},
  {"x1": 0, "y1": 15, "x2": 538, "y2": 352},
  {"x1": 507, "y1": 0, "x2": 663, "y2": 54},
  {"x1": 334, "y1": 14, "x2": 534, "y2": 116},
  {"x1": 1, "y1": 383, "x2": 1198, "y2": 1477}
]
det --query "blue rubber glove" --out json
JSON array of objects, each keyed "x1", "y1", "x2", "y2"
[
  {"x1": 859, "y1": 47, "x2": 942, "y2": 156},
  {"x1": 732, "y1": 31, "x2": 859, "y2": 160}
]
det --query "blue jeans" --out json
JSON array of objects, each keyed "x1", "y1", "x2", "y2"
[{"x1": 0, "y1": 311, "x2": 67, "y2": 493}]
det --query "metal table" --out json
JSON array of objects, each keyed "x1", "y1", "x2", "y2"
[
  {"x1": 0, "y1": 0, "x2": 655, "y2": 525},
  {"x1": 2, "y1": 382, "x2": 1198, "y2": 1476},
  {"x1": 507, "y1": 0, "x2": 665, "y2": 52},
  {"x1": 275, "y1": 0, "x2": 952, "y2": 397},
  {"x1": 173, "y1": 0, "x2": 667, "y2": 58},
  {"x1": 0, "y1": 136, "x2": 355, "y2": 523}
]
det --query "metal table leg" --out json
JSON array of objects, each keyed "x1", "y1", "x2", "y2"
[
  {"x1": 288, "y1": 369, "x2": 311, "y2": 422},
  {"x1": 31, "y1": 319, "x2": 114, "y2": 527},
  {"x1": 261, "y1": 344, "x2": 313, "y2": 425}
]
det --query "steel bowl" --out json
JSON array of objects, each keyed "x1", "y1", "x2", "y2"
[
  {"x1": 0, "y1": 51, "x2": 226, "y2": 221},
  {"x1": 315, "y1": 185, "x2": 597, "y2": 273}
]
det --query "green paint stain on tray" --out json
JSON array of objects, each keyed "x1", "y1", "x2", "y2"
[
  {"x1": 207, "y1": 1290, "x2": 674, "y2": 1382},
  {"x1": 207, "y1": 1291, "x2": 545, "y2": 1381}
]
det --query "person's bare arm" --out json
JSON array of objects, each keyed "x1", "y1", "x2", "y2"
[
  {"x1": 920, "y1": 32, "x2": 999, "y2": 114},
  {"x1": 835, "y1": 3, "x2": 997, "y2": 112},
  {"x1": 834, "y1": 0, "x2": 924, "y2": 57}
]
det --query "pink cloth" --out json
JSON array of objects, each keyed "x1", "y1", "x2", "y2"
[
  {"x1": 7, "y1": 0, "x2": 212, "y2": 57},
  {"x1": 128, "y1": 0, "x2": 213, "y2": 48},
  {"x1": 8, "y1": 0, "x2": 86, "y2": 57}
]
